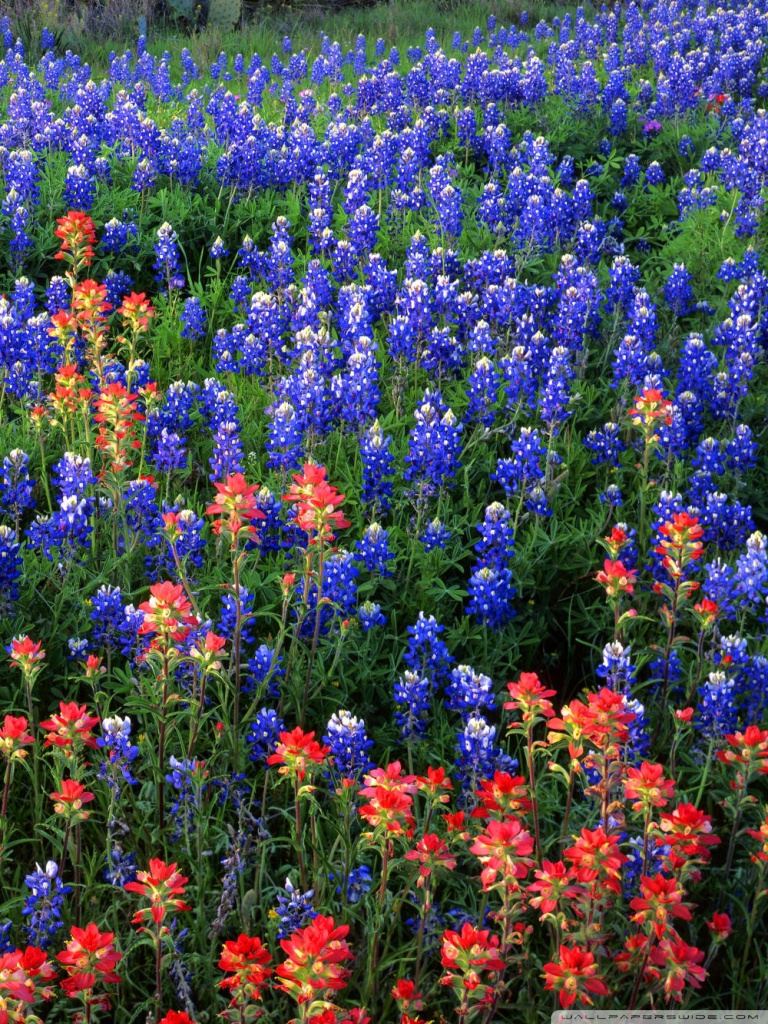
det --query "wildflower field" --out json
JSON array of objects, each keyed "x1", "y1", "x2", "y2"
[{"x1": 1, "y1": 0, "x2": 768, "y2": 1019}]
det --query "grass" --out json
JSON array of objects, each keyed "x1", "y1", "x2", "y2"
[{"x1": 11, "y1": 0, "x2": 577, "y2": 73}]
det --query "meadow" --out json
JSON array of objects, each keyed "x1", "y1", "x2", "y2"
[{"x1": 0, "y1": 0, "x2": 767, "y2": 1020}]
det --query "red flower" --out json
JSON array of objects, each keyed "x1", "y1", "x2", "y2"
[
  {"x1": 158, "y1": 1013, "x2": 197, "y2": 1024},
  {"x1": 358, "y1": 762, "x2": 417, "y2": 836},
  {"x1": 472, "y1": 772, "x2": 532, "y2": 820},
  {"x1": 40, "y1": 702, "x2": 99, "y2": 755},
  {"x1": 526, "y1": 860, "x2": 578, "y2": 915},
  {"x1": 413, "y1": 765, "x2": 453, "y2": 803},
  {"x1": 706, "y1": 912, "x2": 732, "y2": 942},
  {"x1": 629, "y1": 874, "x2": 692, "y2": 939},
  {"x1": 656, "y1": 803, "x2": 720, "y2": 867},
  {"x1": 57, "y1": 923, "x2": 122, "y2": 984},
  {"x1": 623, "y1": 762, "x2": 676, "y2": 813},
  {"x1": 392, "y1": 978, "x2": 424, "y2": 1014},
  {"x1": 283, "y1": 464, "x2": 350, "y2": 542},
  {"x1": 595, "y1": 558, "x2": 637, "y2": 598},
  {"x1": 655, "y1": 513, "x2": 705, "y2": 580},
  {"x1": 8, "y1": 636, "x2": 45, "y2": 681},
  {"x1": 218, "y1": 933, "x2": 272, "y2": 1004},
  {"x1": 0, "y1": 945, "x2": 57, "y2": 1004},
  {"x1": 275, "y1": 915, "x2": 353, "y2": 1006},
  {"x1": 504, "y1": 672, "x2": 556, "y2": 725},
  {"x1": 542, "y1": 945, "x2": 610, "y2": 1008},
  {"x1": 117, "y1": 292, "x2": 154, "y2": 332},
  {"x1": 266, "y1": 727, "x2": 330, "y2": 783},
  {"x1": 137, "y1": 582, "x2": 198, "y2": 644},
  {"x1": 629, "y1": 388, "x2": 673, "y2": 443},
  {"x1": 717, "y1": 725, "x2": 768, "y2": 783},
  {"x1": 564, "y1": 827, "x2": 627, "y2": 892},
  {"x1": 50, "y1": 779, "x2": 94, "y2": 820},
  {"x1": 206, "y1": 474, "x2": 265, "y2": 541},
  {"x1": 0, "y1": 715, "x2": 35, "y2": 760},
  {"x1": 470, "y1": 817, "x2": 535, "y2": 889},
  {"x1": 747, "y1": 811, "x2": 768, "y2": 863},
  {"x1": 125, "y1": 859, "x2": 190, "y2": 926},
  {"x1": 54, "y1": 211, "x2": 96, "y2": 269},
  {"x1": 439, "y1": 922, "x2": 504, "y2": 1004},
  {"x1": 404, "y1": 833, "x2": 456, "y2": 884},
  {"x1": 648, "y1": 939, "x2": 706, "y2": 1001}
]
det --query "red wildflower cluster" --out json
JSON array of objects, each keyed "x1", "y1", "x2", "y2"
[
  {"x1": 138, "y1": 581, "x2": 199, "y2": 646},
  {"x1": 275, "y1": 915, "x2": 353, "y2": 1006},
  {"x1": 283, "y1": 463, "x2": 350, "y2": 543},
  {"x1": 206, "y1": 473, "x2": 265, "y2": 543},
  {"x1": 93, "y1": 382, "x2": 144, "y2": 473},
  {"x1": 266, "y1": 727, "x2": 330, "y2": 784},
  {"x1": 40, "y1": 702, "x2": 99, "y2": 757},
  {"x1": 218, "y1": 934, "x2": 272, "y2": 1021},
  {"x1": 358, "y1": 762, "x2": 417, "y2": 837},
  {"x1": 50, "y1": 779, "x2": 94, "y2": 821},
  {"x1": 53, "y1": 211, "x2": 97, "y2": 274},
  {"x1": 57, "y1": 922, "x2": 122, "y2": 1014},
  {"x1": 439, "y1": 922, "x2": 504, "y2": 1014},
  {"x1": 543, "y1": 945, "x2": 610, "y2": 1009},
  {"x1": 0, "y1": 715, "x2": 34, "y2": 761},
  {"x1": 0, "y1": 945, "x2": 57, "y2": 1019},
  {"x1": 125, "y1": 858, "x2": 191, "y2": 927}
]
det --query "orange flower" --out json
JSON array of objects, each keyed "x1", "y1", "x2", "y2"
[
  {"x1": 266, "y1": 727, "x2": 330, "y2": 783},
  {"x1": 648, "y1": 939, "x2": 706, "y2": 1001},
  {"x1": 275, "y1": 915, "x2": 352, "y2": 1006},
  {"x1": 125, "y1": 859, "x2": 190, "y2": 926},
  {"x1": 526, "y1": 860, "x2": 578, "y2": 915},
  {"x1": 138, "y1": 581, "x2": 198, "y2": 643},
  {"x1": 0, "y1": 715, "x2": 35, "y2": 760},
  {"x1": 629, "y1": 874, "x2": 692, "y2": 939},
  {"x1": 543, "y1": 945, "x2": 610, "y2": 1009},
  {"x1": 53, "y1": 211, "x2": 96, "y2": 270},
  {"x1": 205, "y1": 474, "x2": 265, "y2": 540},
  {"x1": 623, "y1": 762, "x2": 676, "y2": 813},
  {"x1": 472, "y1": 771, "x2": 532, "y2": 820},
  {"x1": 50, "y1": 779, "x2": 94, "y2": 820},
  {"x1": 39, "y1": 702, "x2": 99, "y2": 755},
  {"x1": 504, "y1": 672, "x2": 556, "y2": 724},
  {"x1": 117, "y1": 292, "x2": 154, "y2": 332},
  {"x1": 595, "y1": 558, "x2": 637, "y2": 598}
]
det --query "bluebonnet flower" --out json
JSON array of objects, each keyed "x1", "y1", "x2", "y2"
[
  {"x1": 421, "y1": 518, "x2": 450, "y2": 551},
  {"x1": 404, "y1": 390, "x2": 462, "y2": 496},
  {"x1": 455, "y1": 715, "x2": 516, "y2": 809},
  {"x1": 0, "y1": 449, "x2": 35, "y2": 520},
  {"x1": 445, "y1": 665, "x2": 496, "y2": 719},
  {"x1": 154, "y1": 221, "x2": 184, "y2": 291},
  {"x1": 394, "y1": 670, "x2": 430, "y2": 739},
  {"x1": 584, "y1": 423, "x2": 625, "y2": 465},
  {"x1": 210, "y1": 236, "x2": 229, "y2": 261},
  {"x1": 359, "y1": 601, "x2": 385, "y2": 631},
  {"x1": 248, "y1": 709, "x2": 284, "y2": 764},
  {"x1": 90, "y1": 584, "x2": 127, "y2": 651},
  {"x1": 97, "y1": 715, "x2": 139, "y2": 793},
  {"x1": 356, "y1": 523, "x2": 393, "y2": 575},
  {"x1": 323, "y1": 710, "x2": 375, "y2": 781},
  {"x1": 360, "y1": 420, "x2": 394, "y2": 512},
  {"x1": 726, "y1": 424, "x2": 758, "y2": 472},
  {"x1": 0, "y1": 525, "x2": 22, "y2": 611},
  {"x1": 101, "y1": 217, "x2": 136, "y2": 253},
  {"x1": 665, "y1": 263, "x2": 695, "y2": 316},
  {"x1": 181, "y1": 297, "x2": 206, "y2": 342},
  {"x1": 245, "y1": 644, "x2": 282, "y2": 698},
  {"x1": 734, "y1": 531, "x2": 768, "y2": 612},
  {"x1": 23, "y1": 861, "x2": 70, "y2": 948},
  {"x1": 166, "y1": 757, "x2": 206, "y2": 845},
  {"x1": 63, "y1": 164, "x2": 95, "y2": 209},
  {"x1": 266, "y1": 401, "x2": 303, "y2": 471},
  {"x1": 335, "y1": 865, "x2": 372, "y2": 903},
  {"x1": 698, "y1": 671, "x2": 739, "y2": 741},
  {"x1": 275, "y1": 878, "x2": 317, "y2": 938}
]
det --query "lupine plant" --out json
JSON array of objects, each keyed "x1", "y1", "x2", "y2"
[{"x1": 0, "y1": 2, "x2": 766, "y2": 1021}]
